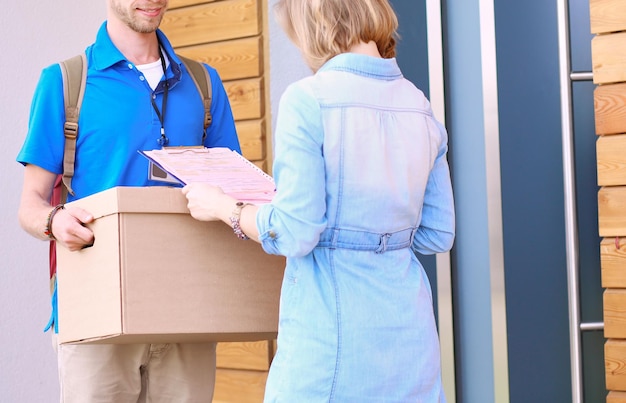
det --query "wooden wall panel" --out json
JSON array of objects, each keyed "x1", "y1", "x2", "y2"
[
  {"x1": 609, "y1": 391, "x2": 626, "y2": 403},
  {"x1": 592, "y1": 33, "x2": 626, "y2": 85},
  {"x1": 164, "y1": 0, "x2": 274, "y2": 400},
  {"x1": 607, "y1": 340, "x2": 626, "y2": 391},
  {"x1": 169, "y1": 0, "x2": 216, "y2": 9},
  {"x1": 161, "y1": 0, "x2": 260, "y2": 47},
  {"x1": 213, "y1": 368, "x2": 268, "y2": 402},
  {"x1": 592, "y1": 1, "x2": 626, "y2": 400},
  {"x1": 598, "y1": 186, "x2": 626, "y2": 237},
  {"x1": 176, "y1": 37, "x2": 263, "y2": 81},
  {"x1": 236, "y1": 119, "x2": 266, "y2": 161},
  {"x1": 602, "y1": 238, "x2": 626, "y2": 288},
  {"x1": 225, "y1": 78, "x2": 264, "y2": 121},
  {"x1": 216, "y1": 341, "x2": 272, "y2": 371},
  {"x1": 252, "y1": 159, "x2": 268, "y2": 172},
  {"x1": 597, "y1": 134, "x2": 626, "y2": 186},
  {"x1": 591, "y1": 0, "x2": 626, "y2": 34},
  {"x1": 595, "y1": 84, "x2": 626, "y2": 135},
  {"x1": 605, "y1": 290, "x2": 626, "y2": 338}
]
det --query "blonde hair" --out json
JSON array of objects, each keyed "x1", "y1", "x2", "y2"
[{"x1": 274, "y1": 0, "x2": 399, "y2": 71}]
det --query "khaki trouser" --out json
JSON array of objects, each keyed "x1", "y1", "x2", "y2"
[{"x1": 53, "y1": 335, "x2": 217, "y2": 403}]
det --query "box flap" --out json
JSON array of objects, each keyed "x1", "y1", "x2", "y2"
[{"x1": 65, "y1": 187, "x2": 190, "y2": 219}]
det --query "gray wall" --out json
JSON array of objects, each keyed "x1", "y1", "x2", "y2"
[
  {"x1": 0, "y1": 2, "x2": 308, "y2": 402},
  {"x1": 1, "y1": 2, "x2": 104, "y2": 402},
  {"x1": 267, "y1": 0, "x2": 310, "y2": 138}
]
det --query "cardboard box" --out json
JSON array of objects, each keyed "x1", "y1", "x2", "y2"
[{"x1": 56, "y1": 186, "x2": 285, "y2": 345}]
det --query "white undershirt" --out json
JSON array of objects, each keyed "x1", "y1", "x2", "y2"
[{"x1": 136, "y1": 50, "x2": 170, "y2": 90}]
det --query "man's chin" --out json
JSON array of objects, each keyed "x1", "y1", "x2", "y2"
[{"x1": 131, "y1": 19, "x2": 163, "y2": 34}]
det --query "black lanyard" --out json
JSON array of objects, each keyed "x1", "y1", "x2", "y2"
[{"x1": 153, "y1": 45, "x2": 169, "y2": 147}]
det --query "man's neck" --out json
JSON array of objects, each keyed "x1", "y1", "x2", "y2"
[{"x1": 106, "y1": 19, "x2": 161, "y2": 65}]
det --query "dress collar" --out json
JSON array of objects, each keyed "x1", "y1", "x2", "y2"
[{"x1": 318, "y1": 53, "x2": 403, "y2": 81}]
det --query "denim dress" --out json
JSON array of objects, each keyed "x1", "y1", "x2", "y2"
[{"x1": 256, "y1": 53, "x2": 455, "y2": 403}]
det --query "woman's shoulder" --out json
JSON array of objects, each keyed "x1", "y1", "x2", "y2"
[{"x1": 280, "y1": 76, "x2": 319, "y2": 106}]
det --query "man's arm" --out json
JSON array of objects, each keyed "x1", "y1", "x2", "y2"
[{"x1": 18, "y1": 164, "x2": 95, "y2": 251}]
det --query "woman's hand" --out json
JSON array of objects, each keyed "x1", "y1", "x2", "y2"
[{"x1": 182, "y1": 183, "x2": 235, "y2": 222}]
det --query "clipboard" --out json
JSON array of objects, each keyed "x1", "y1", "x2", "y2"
[{"x1": 140, "y1": 147, "x2": 276, "y2": 204}]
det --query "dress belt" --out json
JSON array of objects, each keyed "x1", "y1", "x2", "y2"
[{"x1": 317, "y1": 227, "x2": 416, "y2": 254}]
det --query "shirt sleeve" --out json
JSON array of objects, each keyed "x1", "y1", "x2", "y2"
[
  {"x1": 256, "y1": 81, "x2": 328, "y2": 257},
  {"x1": 411, "y1": 118, "x2": 456, "y2": 255},
  {"x1": 16, "y1": 64, "x2": 66, "y2": 174}
]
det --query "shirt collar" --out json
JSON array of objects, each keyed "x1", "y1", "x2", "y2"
[
  {"x1": 90, "y1": 21, "x2": 183, "y2": 72},
  {"x1": 90, "y1": 22, "x2": 183, "y2": 92},
  {"x1": 318, "y1": 53, "x2": 403, "y2": 81}
]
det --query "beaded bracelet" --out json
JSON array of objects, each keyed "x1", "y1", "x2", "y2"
[
  {"x1": 230, "y1": 201, "x2": 250, "y2": 240},
  {"x1": 44, "y1": 204, "x2": 65, "y2": 241}
]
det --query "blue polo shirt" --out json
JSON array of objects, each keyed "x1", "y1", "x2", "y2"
[{"x1": 17, "y1": 22, "x2": 240, "y2": 202}]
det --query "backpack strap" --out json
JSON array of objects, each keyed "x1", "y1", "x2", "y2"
[
  {"x1": 178, "y1": 55, "x2": 212, "y2": 142},
  {"x1": 58, "y1": 53, "x2": 87, "y2": 202},
  {"x1": 56, "y1": 54, "x2": 211, "y2": 203}
]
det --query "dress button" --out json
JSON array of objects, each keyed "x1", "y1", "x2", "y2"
[
  {"x1": 128, "y1": 63, "x2": 133, "y2": 69},
  {"x1": 269, "y1": 231, "x2": 276, "y2": 239}
]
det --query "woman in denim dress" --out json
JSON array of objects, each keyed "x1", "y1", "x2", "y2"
[{"x1": 184, "y1": 0, "x2": 455, "y2": 401}]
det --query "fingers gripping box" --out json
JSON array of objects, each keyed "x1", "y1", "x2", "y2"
[{"x1": 56, "y1": 186, "x2": 285, "y2": 344}]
